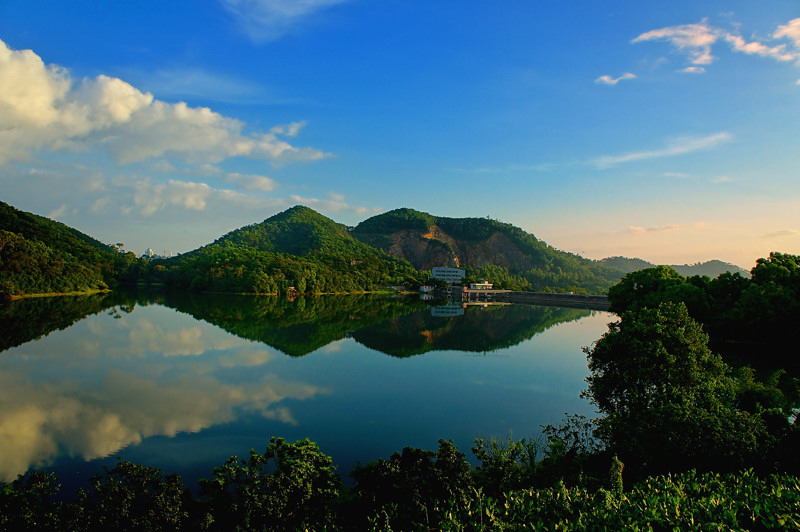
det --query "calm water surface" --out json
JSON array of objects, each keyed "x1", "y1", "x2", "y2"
[{"x1": 0, "y1": 291, "x2": 611, "y2": 490}]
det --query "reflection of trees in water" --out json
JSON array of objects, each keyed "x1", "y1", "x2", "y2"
[
  {"x1": 160, "y1": 293, "x2": 592, "y2": 357},
  {"x1": 159, "y1": 293, "x2": 429, "y2": 357},
  {"x1": 0, "y1": 291, "x2": 136, "y2": 352},
  {"x1": 351, "y1": 304, "x2": 592, "y2": 357}
]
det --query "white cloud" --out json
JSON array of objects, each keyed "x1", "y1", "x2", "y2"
[
  {"x1": 226, "y1": 172, "x2": 279, "y2": 192},
  {"x1": 0, "y1": 38, "x2": 331, "y2": 166},
  {"x1": 120, "y1": 177, "x2": 265, "y2": 216},
  {"x1": 594, "y1": 72, "x2": 637, "y2": 85},
  {"x1": 592, "y1": 132, "x2": 733, "y2": 168},
  {"x1": 288, "y1": 192, "x2": 381, "y2": 216},
  {"x1": 634, "y1": 18, "x2": 800, "y2": 72},
  {"x1": 633, "y1": 22, "x2": 718, "y2": 66},
  {"x1": 774, "y1": 18, "x2": 800, "y2": 50},
  {"x1": 220, "y1": 0, "x2": 350, "y2": 43}
]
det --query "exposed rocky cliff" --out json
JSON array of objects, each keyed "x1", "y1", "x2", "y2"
[
  {"x1": 351, "y1": 208, "x2": 622, "y2": 295},
  {"x1": 377, "y1": 225, "x2": 535, "y2": 271}
]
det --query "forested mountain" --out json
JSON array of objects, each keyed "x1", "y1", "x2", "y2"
[
  {"x1": 151, "y1": 206, "x2": 418, "y2": 294},
  {"x1": 0, "y1": 201, "x2": 136, "y2": 298},
  {"x1": 352, "y1": 208, "x2": 622, "y2": 294},
  {"x1": 600, "y1": 256, "x2": 748, "y2": 277}
]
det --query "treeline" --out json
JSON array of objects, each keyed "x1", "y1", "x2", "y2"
[
  {"x1": 465, "y1": 263, "x2": 617, "y2": 294},
  {"x1": 0, "y1": 202, "x2": 137, "y2": 298},
  {"x1": 147, "y1": 245, "x2": 416, "y2": 294},
  {"x1": 608, "y1": 251, "x2": 800, "y2": 370},
  {"x1": 3, "y1": 437, "x2": 798, "y2": 531}
]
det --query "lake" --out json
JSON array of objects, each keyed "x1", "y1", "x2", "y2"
[{"x1": 0, "y1": 290, "x2": 611, "y2": 491}]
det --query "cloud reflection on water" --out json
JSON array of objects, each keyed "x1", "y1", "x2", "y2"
[{"x1": 0, "y1": 306, "x2": 327, "y2": 481}]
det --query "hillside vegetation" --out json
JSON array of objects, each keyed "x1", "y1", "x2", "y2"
[
  {"x1": 353, "y1": 207, "x2": 622, "y2": 294},
  {"x1": 150, "y1": 206, "x2": 417, "y2": 294},
  {"x1": 0, "y1": 201, "x2": 136, "y2": 298}
]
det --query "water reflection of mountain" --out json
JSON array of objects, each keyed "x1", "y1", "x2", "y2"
[
  {"x1": 0, "y1": 291, "x2": 134, "y2": 352},
  {"x1": 2, "y1": 291, "x2": 593, "y2": 358},
  {"x1": 352, "y1": 304, "x2": 591, "y2": 357},
  {"x1": 158, "y1": 292, "x2": 429, "y2": 357}
]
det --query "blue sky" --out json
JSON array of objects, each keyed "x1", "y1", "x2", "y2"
[{"x1": 1, "y1": 1, "x2": 798, "y2": 267}]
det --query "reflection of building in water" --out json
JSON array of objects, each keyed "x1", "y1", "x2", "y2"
[
  {"x1": 431, "y1": 267, "x2": 465, "y2": 285},
  {"x1": 430, "y1": 304, "x2": 465, "y2": 317}
]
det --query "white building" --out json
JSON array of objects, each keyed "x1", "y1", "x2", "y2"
[
  {"x1": 431, "y1": 267, "x2": 465, "y2": 285},
  {"x1": 470, "y1": 280, "x2": 493, "y2": 290}
]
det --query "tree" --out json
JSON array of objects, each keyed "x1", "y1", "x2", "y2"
[
  {"x1": 606, "y1": 265, "x2": 685, "y2": 314},
  {"x1": 198, "y1": 437, "x2": 341, "y2": 531},
  {"x1": 584, "y1": 302, "x2": 763, "y2": 479}
]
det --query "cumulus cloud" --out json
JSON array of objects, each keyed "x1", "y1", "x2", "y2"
[
  {"x1": 633, "y1": 18, "x2": 800, "y2": 72},
  {"x1": 0, "y1": 38, "x2": 331, "y2": 166},
  {"x1": 594, "y1": 72, "x2": 637, "y2": 85},
  {"x1": 102, "y1": 176, "x2": 266, "y2": 217},
  {"x1": 289, "y1": 192, "x2": 382, "y2": 216},
  {"x1": 220, "y1": 0, "x2": 350, "y2": 42},
  {"x1": 592, "y1": 132, "x2": 732, "y2": 169}
]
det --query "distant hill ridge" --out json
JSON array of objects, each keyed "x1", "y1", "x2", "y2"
[
  {"x1": 600, "y1": 256, "x2": 749, "y2": 278},
  {"x1": 0, "y1": 200, "x2": 752, "y2": 297}
]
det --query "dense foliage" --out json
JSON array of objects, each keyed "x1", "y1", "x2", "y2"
[
  {"x1": 2, "y1": 439, "x2": 798, "y2": 531},
  {"x1": 0, "y1": 201, "x2": 136, "y2": 297},
  {"x1": 148, "y1": 206, "x2": 418, "y2": 294},
  {"x1": 607, "y1": 253, "x2": 800, "y2": 370},
  {"x1": 592, "y1": 254, "x2": 800, "y2": 482}
]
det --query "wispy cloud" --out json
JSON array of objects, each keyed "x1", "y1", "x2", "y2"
[
  {"x1": 626, "y1": 222, "x2": 707, "y2": 234},
  {"x1": 633, "y1": 17, "x2": 800, "y2": 73},
  {"x1": 761, "y1": 229, "x2": 800, "y2": 238},
  {"x1": 595, "y1": 72, "x2": 637, "y2": 85},
  {"x1": 0, "y1": 38, "x2": 331, "y2": 166},
  {"x1": 131, "y1": 67, "x2": 282, "y2": 105},
  {"x1": 592, "y1": 132, "x2": 733, "y2": 169},
  {"x1": 219, "y1": 0, "x2": 350, "y2": 43}
]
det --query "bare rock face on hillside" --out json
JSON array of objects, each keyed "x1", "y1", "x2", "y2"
[{"x1": 381, "y1": 225, "x2": 532, "y2": 271}]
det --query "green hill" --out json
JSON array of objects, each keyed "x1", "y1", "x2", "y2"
[
  {"x1": 0, "y1": 201, "x2": 130, "y2": 298},
  {"x1": 353, "y1": 208, "x2": 623, "y2": 294},
  {"x1": 155, "y1": 206, "x2": 417, "y2": 294}
]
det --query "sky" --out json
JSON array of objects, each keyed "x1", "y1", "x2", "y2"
[{"x1": 0, "y1": 1, "x2": 798, "y2": 268}]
